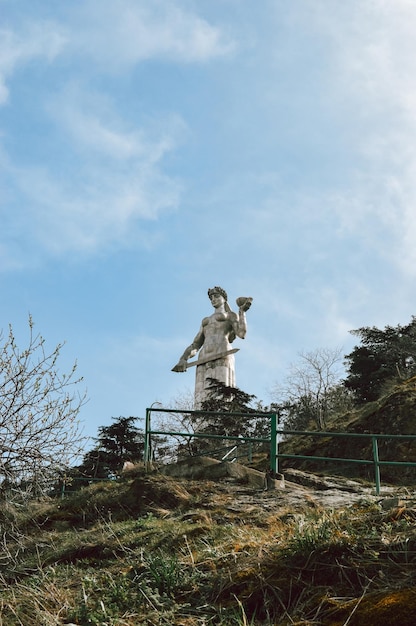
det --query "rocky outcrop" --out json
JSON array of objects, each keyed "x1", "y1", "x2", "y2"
[{"x1": 161, "y1": 456, "x2": 285, "y2": 490}]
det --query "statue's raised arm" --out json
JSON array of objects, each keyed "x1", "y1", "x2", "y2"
[
  {"x1": 171, "y1": 287, "x2": 252, "y2": 407},
  {"x1": 232, "y1": 296, "x2": 252, "y2": 339}
]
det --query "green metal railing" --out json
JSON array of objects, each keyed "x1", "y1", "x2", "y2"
[
  {"x1": 276, "y1": 428, "x2": 416, "y2": 494},
  {"x1": 144, "y1": 406, "x2": 275, "y2": 469},
  {"x1": 144, "y1": 408, "x2": 416, "y2": 494}
]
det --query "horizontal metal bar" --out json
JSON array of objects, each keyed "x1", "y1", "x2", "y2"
[
  {"x1": 146, "y1": 407, "x2": 272, "y2": 418},
  {"x1": 278, "y1": 454, "x2": 416, "y2": 469},
  {"x1": 149, "y1": 429, "x2": 269, "y2": 443},
  {"x1": 377, "y1": 460, "x2": 416, "y2": 468},
  {"x1": 277, "y1": 453, "x2": 374, "y2": 465},
  {"x1": 277, "y1": 428, "x2": 416, "y2": 441}
]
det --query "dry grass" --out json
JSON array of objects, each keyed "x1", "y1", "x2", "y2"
[{"x1": 1, "y1": 469, "x2": 416, "y2": 625}]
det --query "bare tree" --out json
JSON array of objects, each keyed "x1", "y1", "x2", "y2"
[
  {"x1": 0, "y1": 316, "x2": 86, "y2": 497},
  {"x1": 153, "y1": 389, "x2": 204, "y2": 459},
  {"x1": 273, "y1": 347, "x2": 351, "y2": 430}
]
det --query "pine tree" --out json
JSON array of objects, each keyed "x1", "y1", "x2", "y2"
[
  {"x1": 67, "y1": 416, "x2": 144, "y2": 489},
  {"x1": 188, "y1": 379, "x2": 272, "y2": 458},
  {"x1": 344, "y1": 317, "x2": 416, "y2": 403}
]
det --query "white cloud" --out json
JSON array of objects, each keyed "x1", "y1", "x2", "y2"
[
  {"x1": 9, "y1": 158, "x2": 181, "y2": 256},
  {"x1": 280, "y1": 1, "x2": 416, "y2": 278},
  {"x1": 0, "y1": 21, "x2": 66, "y2": 105},
  {"x1": 1, "y1": 90, "x2": 184, "y2": 258},
  {"x1": 0, "y1": 1, "x2": 231, "y2": 264},
  {"x1": 47, "y1": 82, "x2": 184, "y2": 163},
  {"x1": 327, "y1": 2, "x2": 416, "y2": 116},
  {"x1": 1, "y1": 0, "x2": 232, "y2": 88},
  {"x1": 70, "y1": 0, "x2": 235, "y2": 69}
]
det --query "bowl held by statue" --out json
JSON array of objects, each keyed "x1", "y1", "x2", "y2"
[{"x1": 236, "y1": 297, "x2": 253, "y2": 311}]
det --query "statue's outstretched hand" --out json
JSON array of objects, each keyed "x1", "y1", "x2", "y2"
[{"x1": 172, "y1": 359, "x2": 187, "y2": 372}]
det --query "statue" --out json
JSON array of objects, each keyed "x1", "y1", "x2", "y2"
[{"x1": 172, "y1": 287, "x2": 252, "y2": 408}]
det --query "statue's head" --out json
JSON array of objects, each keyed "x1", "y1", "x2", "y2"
[{"x1": 208, "y1": 286, "x2": 228, "y2": 301}]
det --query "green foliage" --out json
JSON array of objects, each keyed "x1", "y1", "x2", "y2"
[
  {"x1": 145, "y1": 549, "x2": 183, "y2": 597},
  {"x1": 201, "y1": 378, "x2": 258, "y2": 415},
  {"x1": 190, "y1": 379, "x2": 272, "y2": 456},
  {"x1": 283, "y1": 510, "x2": 346, "y2": 556},
  {"x1": 344, "y1": 316, "x2": 416, "y2": 403},
  {"x1": 95, "y1": 416, "x2": 144, "y2": 464},
  {"x1": 65, "y1": 416, "x2": 144, "y2": 489},
  {"x1": 199, "y1": 379, "x2": 257, "y2": 438},
  {"x1": 158, "y1": 385, "x2": 274, "y2": 460},
  {"x1": 67, "y1": 567, "x2": 177, "y2": 625}
]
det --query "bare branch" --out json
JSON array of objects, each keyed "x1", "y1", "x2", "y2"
[{"x1": 0, "y1": 316, "x2": 87, "y2": 496}]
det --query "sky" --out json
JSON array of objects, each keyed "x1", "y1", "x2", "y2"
[{"x1": 2, "y1": 0, "x2": 416, "y2": 446}]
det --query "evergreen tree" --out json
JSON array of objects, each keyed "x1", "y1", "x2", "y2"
[
  {"x1": 344, "y1": 317, "x2": 416, "y2": 403},
  {"x1": 94, "y1": 415, "x2": 144, "y2": 467},
  {"x1": 195, "y1": 379, "x2": 272, "y2": 455},
  {"x1": 67, "y1": 416, "x2": 144, "y2": 489},
  {"x1": 199, "y1": 378, "x2": 257, "y2": 437}
]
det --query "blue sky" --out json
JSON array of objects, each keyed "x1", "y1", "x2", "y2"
[{"x1": 2, "y1": 0, "x2": 416, "y2": 444}]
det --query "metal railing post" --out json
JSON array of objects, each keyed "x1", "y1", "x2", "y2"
[
  {"x1": 144, "y1": 408, "x2": 151, "y2": 468},
  {"x1": 270, "y1": 413, "x2": 278, "y2": 475},
  {"x1": 372, "y1": 436, "x2": 381, "y2": 495}
]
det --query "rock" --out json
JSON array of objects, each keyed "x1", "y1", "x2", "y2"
[
  {"x1": 284, "y1": 468, "x2": 365, "y2": 492},
  {"x1": 162, "y1": 457, "x2": 285, "y2": 490},
  {"x1": 379, "y1": 496, "x2": 405, "y2": 510}
]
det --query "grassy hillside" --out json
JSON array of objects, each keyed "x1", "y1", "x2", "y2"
[
  {"x1": 2, "y1": 463, "x2": 416, "y2": 625},
  {"x1": 2, "y1": 379, "x2": 416, "y2": 625}
]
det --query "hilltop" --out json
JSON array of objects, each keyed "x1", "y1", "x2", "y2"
[
  {"x1": 1, "y1": 458, "x2": 416, "y2": 625},
  {"x1": 2, "y1": 379, "x2": 416, "y2": 625}
]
